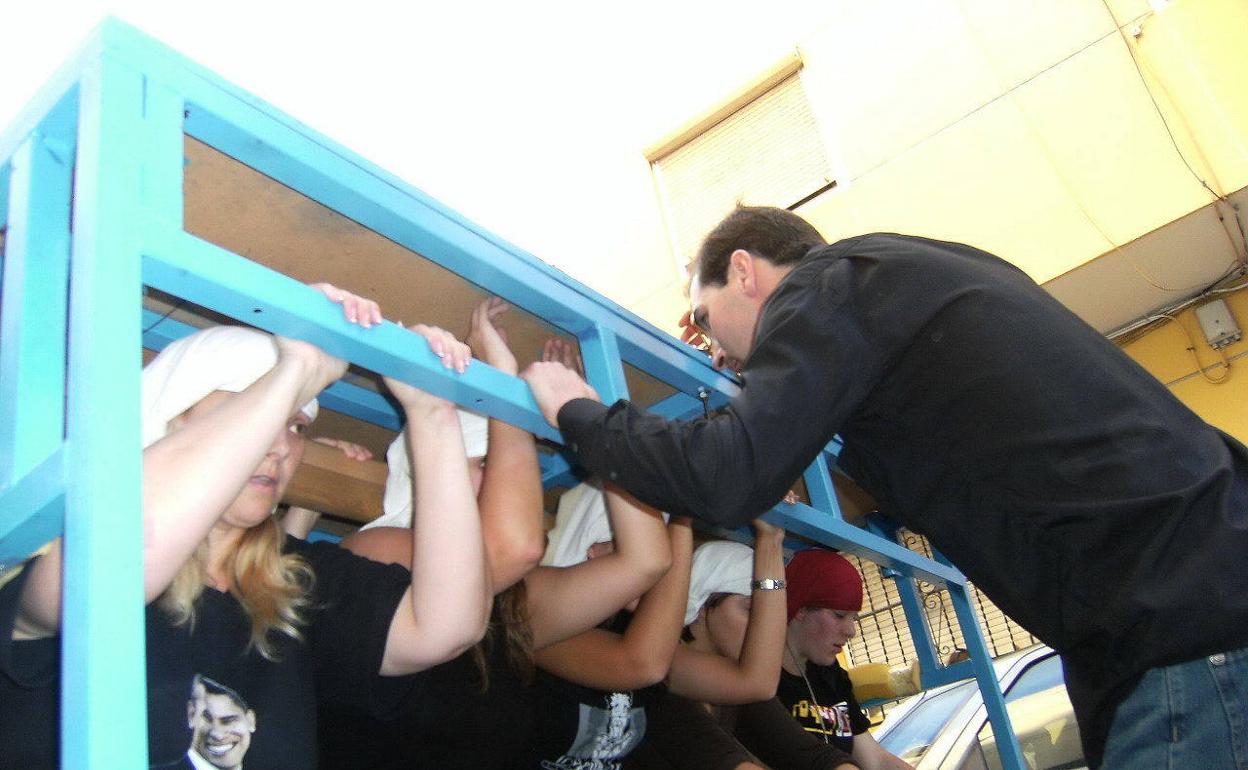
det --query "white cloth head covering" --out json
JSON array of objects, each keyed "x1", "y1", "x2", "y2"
[
  {"x1": 141, "y1": 326, "x2": 318, "y2": 449},
  {"x1": 685, "y1": 540, "x2": 754, "y2": 627},
  {"x1": 363, "y1": 410, "x2": 490, "y2": 530},
  {"x1": 541, "y1": 481, "x2": 613, "y2": 568}
]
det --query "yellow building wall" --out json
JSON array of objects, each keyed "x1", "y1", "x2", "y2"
[
  {"x1": 1118, "y1": 285, "x2": 1248, "y2": 442},
  {"x1": 795, "y1": 0, "x2": 1248, "y2": 283},
  {"x1": 634, "y1": 0, "x2": 1248, "y2": 333},
  {"x1": 633, "y1": 0, "x2": 1248, "y2": 336}
]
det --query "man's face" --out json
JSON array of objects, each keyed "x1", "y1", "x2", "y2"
[
  {"x1": 188, "y1": 692, "x2": 255, "y2": 769},
  {"x1": 689, "y1": 273, "x2": 757, "y2": 372}
]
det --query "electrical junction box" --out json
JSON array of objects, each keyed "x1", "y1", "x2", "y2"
[{"x1": 1194, "y1": 299, "x2": 1242, "y2": 349}]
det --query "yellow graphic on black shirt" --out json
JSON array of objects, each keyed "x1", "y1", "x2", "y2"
[{"x1": 791, "y1": 698, "x2": 855, "y2": 739}]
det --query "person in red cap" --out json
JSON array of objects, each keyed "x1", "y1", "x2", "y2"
[{"x1": 778, "y1": 550, "x2": 914, "y2": 770}]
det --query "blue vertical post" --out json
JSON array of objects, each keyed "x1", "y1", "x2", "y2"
[
  {"x1": 0, "y1": 160, "x2": 9, "y2": 223},
  {"x1": 892, "y1": 575, "x2": 945, "y2": 685},
  {"x1": 0, "y1": 106, "x2": 76, "y2": 569},
  {"x1": 0, "y1": 160, "x2": 9, "y2": 287},
  {"x1": 801, "y1": 452, "x2": 844, "y2": 520},
  {"x1": 865, "y1": 516, "x2": 946, "y2": 686},
  {"x1": 949, "y1": 583, "x2": 1025, "y2": 770},
  {"x1": 579, "y1": 322, "x2": 629, "y2": 404},
  {"x1": 61, "y1": 52, "x2": 152, "y2": 769},
  {"x1": 0, "y1": 103, "x2": 76, "y2": 486}
]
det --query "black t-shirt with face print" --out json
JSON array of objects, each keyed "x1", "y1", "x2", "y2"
[{"x1": 0, "y1": 536, "x2": 414, "y2": 769}]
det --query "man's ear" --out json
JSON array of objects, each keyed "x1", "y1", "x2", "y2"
[{"x1": 729, "y1": 249, "x2": 759, "y2": 296}]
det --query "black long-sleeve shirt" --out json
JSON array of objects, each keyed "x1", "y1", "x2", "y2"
[{"x1": 558, "y1": 233, "x2": 1248, "y2": 768}]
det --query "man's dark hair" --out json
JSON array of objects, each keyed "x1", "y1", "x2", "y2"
[
  {"x1": 695, "y1": 205, "x2": 827, "y2": 287},
  {"x1": 191, "y1": 673, "x2": 249, "y2": 711}
]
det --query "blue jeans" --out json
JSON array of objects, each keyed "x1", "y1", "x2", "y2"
[{"x1": 1101, "y1": 646, "x2": 1248, "y2": 770}]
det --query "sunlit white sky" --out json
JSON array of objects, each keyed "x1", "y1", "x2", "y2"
[{"x1": 2, "y1": 1, "x2": 835, "y2": 306}]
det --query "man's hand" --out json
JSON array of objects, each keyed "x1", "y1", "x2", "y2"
[{"x1": 520, "y1": 361, "x2": 599, "y2": 427}]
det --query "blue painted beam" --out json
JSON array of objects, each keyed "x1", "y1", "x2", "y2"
[
  {"x1": 62, "y1": 52, "x2": 150, "y2": 769},
  {"x1": 802, "y1": 452, "x2": 843, "y2": 521},
  {"x1": 0, "y1": 447, "x2": 65, "y2": 564},
  {"x1": 539, "y1": 452, "x2": 582, "y2": 489},
  {"x1": 141, "y1": 228, "x2": 561, "y2": 442},
  {"x1": 0, "y1": 109, "x2": 74, "y2": 486},
  {"x1": 867, "y1": 515, "x2": 949, "y2": 688},
  {"x1": 142, "y1": 309, "x2": 404, "y2": 430},
  {"x1": 949, "y1": 583, "x2": 1026, "y2": 770},
  {"x1": 763, "y1": 501, "x2": 965, "y2": 588},
  {"x1": 891, "y1": 574, "x2": 945, "y2": 688},
  {"x1": 921, "y1": 659, "x2": 978, "y2": 690},
  {"x1": 0, "y1": 160, "x2": 9, "y2": 235},
  {"x1": 579, "y1": 323, "x2": 629, "y2": 404},
  {"x1": 0, "y1": 38, "x2": 88, "y2": 169}
]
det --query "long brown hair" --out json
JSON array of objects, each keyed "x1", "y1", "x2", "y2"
[{"x1": 469, "y1": 581, "x2": 534, "y2": 692}]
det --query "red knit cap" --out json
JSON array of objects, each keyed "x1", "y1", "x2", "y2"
[{"x1": 785, "y1": 549, "x2": 863, "y2": 621}]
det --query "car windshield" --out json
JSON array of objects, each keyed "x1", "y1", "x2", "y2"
[
  {"x1": 878, "y1": 680, "x2": 978, "y2": 763},
  {"x1": 974, "y1": 652, "x2": 1085, "y2": 770},
  {"x1": 1004, "y1": 653, "x2": 1064, "y2": 703}
]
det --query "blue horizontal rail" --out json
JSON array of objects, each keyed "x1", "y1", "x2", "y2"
[{"x1": 0, "y1": 447, "x2": 66, "y2": 563}]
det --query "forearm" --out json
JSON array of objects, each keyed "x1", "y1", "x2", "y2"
[
  {"x1": 526, "y1": 486, "x2": 671, "y2": 649},
  {"x1": 281, "y1": 506, "x2": 322, "y2": 539},
  {"x1": 734, "y1": 698, "x2": 859, "y2": 770},
  {"x1": 400, "y1": 407, "x2": 491, "y2": 665},
  {"x1": 558, "y1": 400, "x2": 796, "y2": 528},
  {"x1": 734, "y1": 533, "x2": 787, "y2": 698},
  {"x1": 478, "y1": 419, "x2": 544, "y2": 590},
  {"x1": 615, "y1": 520, "x2": 693, "y2": 681},
  {"x1": 604, "y1": 483, "x2": 671, "y2": 578}
]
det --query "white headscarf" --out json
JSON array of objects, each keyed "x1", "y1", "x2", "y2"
[
  {"x1": 141, "y1": 326, "x2": 318, "y2": 448},
  {"x1": 363, "y1": 410, "x2": 490, "y2": 530},
  {"x1": 685, "y1": 540, "x2": 754, "y2": 627},
  {"x1": 541, "y1": 481, "x2": 613, "y2": 568}
]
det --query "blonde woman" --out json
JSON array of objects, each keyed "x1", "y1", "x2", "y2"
[{"x1": 1, "y1": 284, "x2": 493, "y2": 768}]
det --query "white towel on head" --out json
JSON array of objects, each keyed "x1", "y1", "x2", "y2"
[
  {"x1": 363, "y1": 409, "x2": 491, "y2": 531},
  {"x1": 141, "y1": 326, "x2": 318, "y2": 449},
  {"x1": 541, "y1": 481, "x2": 613, "y2": 568},
  {"x1": 685, "y1": 540, "x2": 754, "y2": 627}
]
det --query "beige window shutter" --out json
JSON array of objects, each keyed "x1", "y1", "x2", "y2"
[{"x1": 651, "y1": 71, "x2": 834, "y2": 267}]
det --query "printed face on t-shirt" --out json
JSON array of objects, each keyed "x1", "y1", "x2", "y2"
[{"x1": 189, "y1": 692, "x2": 256, "y2": 769}]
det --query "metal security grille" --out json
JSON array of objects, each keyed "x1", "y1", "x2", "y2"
[
  {"x1": 847, "y1": 529, "x2": 1040, "y2": 668},
  {"x1": 650, "y1": 73, "x2": 834, "y2": 268}
]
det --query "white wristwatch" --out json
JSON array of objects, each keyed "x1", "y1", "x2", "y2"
[{"x1": 751, "y1": 578, "x2": 786, "y2": 591}]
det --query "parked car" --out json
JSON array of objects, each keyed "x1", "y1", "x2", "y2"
[{"x1": 874, "y1": 645, "x2": 1086, "y2": 770}]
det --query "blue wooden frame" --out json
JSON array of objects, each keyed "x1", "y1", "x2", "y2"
[{"x1": 0, "y1": 18, "x2": 1026, "y2": 770}]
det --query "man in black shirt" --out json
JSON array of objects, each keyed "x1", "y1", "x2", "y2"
[{"x1": 521, "y1": 206, "x2": 1248, "y2": 769}]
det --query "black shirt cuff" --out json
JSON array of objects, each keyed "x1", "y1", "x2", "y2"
[{"x1": 555, "y1": 398, "x2": 610, "y2": 454}]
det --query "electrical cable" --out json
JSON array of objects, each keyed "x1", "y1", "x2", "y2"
[
  {"x1": 1100, "y1": 0, "x2": 1248, "y2": 267},
  {"x1": 1159, "y1": 311, "x2": 1232, "y2": 384}
]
